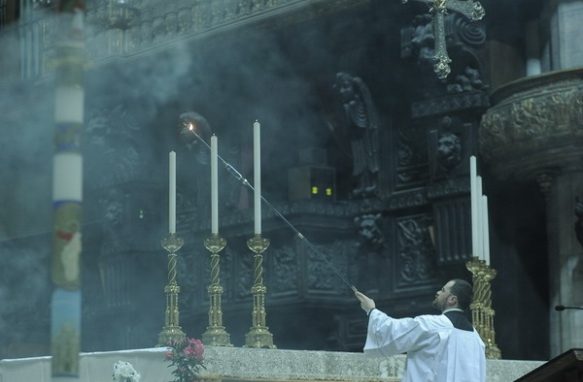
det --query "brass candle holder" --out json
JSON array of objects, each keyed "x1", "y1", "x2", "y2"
[
  {"x1": 158, "y1": 233, "x2": 186, "y2": 346},
  {"x1": 202, "y1": 234, "x2": 232, "y2": 346},
  {"x1": 466, "y1": 257, "x2": 501, "y2": 359},
  {"x1": 244, "y1": 234, "x2": 276, "y2": 348}
]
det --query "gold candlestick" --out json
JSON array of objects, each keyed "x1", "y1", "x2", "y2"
[
  {"x1": 466, "y1": 257, "x2": 501, "y2": 359},
  {"x1": 244, "y1": 234, "x2": 276, "y2": 348},
  {"x1": 158, "y1": 233, "x2": 186, "y2": 346},
  {"x1": 202, "y1": 234, "x2": 232, "y2": 346}
]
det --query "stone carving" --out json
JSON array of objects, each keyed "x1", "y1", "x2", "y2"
[
  {"x1": 307, "y1": 240, "x2": 351, "y2": 292},
  {"x1": 405, "y1": 14, "x2": 435, "y2": 67},
  {"x1": 271, "y1": 245, "x2": 298, "y2": 294},
  {"x1": 452, "y1": 13, "x2": 486, "y2": 48},
  {"x1": 411, "y1": 91, "x2": 489, "y2": 118},
  {"x1": 396, "y1": 215, "x2": 435, "y2": 286},
  {"x1": 354, "y1": 213, "x2": 385, "y2": 292},
  {"x1": 333, "y1": 72, "x2": 380, "y2": 197},
  {"x1": 436, "y1": 131, "x2": 462, "y2": 171},
  {"x1": 480, "y1": 70, "x2": 583, "y2": 179},
  {"x1": 397, "y1": 127, "x2": 427, "y2": 188},
  {"x1": 426, "y1": 177, "x2": 470, "y2": 199},
  {"x1": 446, "y1": 66, "x2": 486, "y2": 93},
  {"x1": 12, "y1": 0, "x2": 365, "y2": 80},
  {"x1": 387, "y1": 190, "x2": 426, "y2": 210},
  {"x1": 355, "y1": 213, "x2": 384, "y2": 248},
  {"x1": 430, "y1": 116, "x2": 464, "y2": 177}
]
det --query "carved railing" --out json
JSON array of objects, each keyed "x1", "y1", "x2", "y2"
[{"x1": 0, "y1": 0, "x2": 366, "y2": 82}]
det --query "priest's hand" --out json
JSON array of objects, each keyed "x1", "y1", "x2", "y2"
[{"x1": 353, "y1": 289, "x2": 375, "y2": 315}]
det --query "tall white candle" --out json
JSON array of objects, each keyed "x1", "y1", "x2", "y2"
[
  {"x1": 253, "y1": 120, "x2": 262, "y2": 235},
  {"x1": 482, "y1": 195, "x2": 490, "y2": 265},
  {"x1": 169, "y1": 151, "x2": 176, "y2": 234},
  {"x1": 470, "y1": 156, "x2": 480, "y2": 259},
  {"x1": 211, "y1": 135, "x2": 219, "y2": 235},
  {"x1": 477, "y1": 176, "x2": 484, "y2": 261}
]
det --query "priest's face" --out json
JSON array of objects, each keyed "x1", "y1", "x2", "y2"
[{"x1": 433, "y1": 280, "x2": 456, "y2": 312}]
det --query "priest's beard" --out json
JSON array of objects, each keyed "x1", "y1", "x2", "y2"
[{"x1": 432, "y1": 297, "x2": 445, "y2": 312}]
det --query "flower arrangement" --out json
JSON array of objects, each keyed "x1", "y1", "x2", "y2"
[
  {"x1": 112, "y1": 360, "x2": 141, "y2": 382},
  {"x1": 165, "y1": 337, "x2": 206, "y2": 382}
]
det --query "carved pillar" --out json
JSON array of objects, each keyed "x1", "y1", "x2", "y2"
[{"x1": 481, "y1": 68, "x2": 583, "y2": 356}]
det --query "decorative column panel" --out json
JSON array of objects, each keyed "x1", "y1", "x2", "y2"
[
  {"x1": 481, "y1": 68, "x2": 583, "y2": 357},
  {"x1": 50, "y1": 1, "x2": 85, "y2": 380}
]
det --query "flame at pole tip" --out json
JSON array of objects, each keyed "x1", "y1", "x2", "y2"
[{"x1": 179, "y1": 111, "x2": 212, "y2": 144}]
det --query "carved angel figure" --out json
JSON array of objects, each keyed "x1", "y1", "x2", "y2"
[{"x1": 334, "y1": 72, "x2": 380, "y2": 196}]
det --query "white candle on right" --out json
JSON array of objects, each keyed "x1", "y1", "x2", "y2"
[
  {"x1": 169, "y1": 151, "x2": 176, "y2": 234},
  {"x1": 253, "y1": 121, "x2": 262, "y2": 235},
  {"x1": 482, "y1": 195, "x2": 490, "y2": 265},
  {"x1": 476, "y1": 176, "x2": 484, "y2": 261},
  {"x1": 211, "y1": 135, "x2": 219, "y2": 235},
  {"x1": 470, "y1": 156, "x2": 480, "y2": 259}
]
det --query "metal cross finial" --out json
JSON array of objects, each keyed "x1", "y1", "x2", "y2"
[{"x1": 403, "y1": 0, "x2": 485, "y2": 79}]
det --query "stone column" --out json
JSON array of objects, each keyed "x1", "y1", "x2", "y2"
[{"x1": 539, "y1": 170, "x2": 583, "y2": 355}]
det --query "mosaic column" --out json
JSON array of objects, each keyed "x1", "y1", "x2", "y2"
[{"x1": 51, "y1": 1, "x2": 85, "y2": 380}]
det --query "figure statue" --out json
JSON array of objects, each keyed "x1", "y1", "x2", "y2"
[{"x1": 333, "y1": 72, "x2": 380, "y2": 197}]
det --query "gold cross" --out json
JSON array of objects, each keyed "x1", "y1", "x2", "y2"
[{"x1": 403, "y1": 0, "x2": 485, "y2": 79}]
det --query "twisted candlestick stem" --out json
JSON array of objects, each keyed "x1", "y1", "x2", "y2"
[
  {"x1": 245, "y1": 235, "x2": 275, "y2": 348},
  {"x1": 202, "y1": 235, "x2": 232, "y2": 346},
  {"x1": 158, "y1": 233, "x2": 186, "y2": 346}
]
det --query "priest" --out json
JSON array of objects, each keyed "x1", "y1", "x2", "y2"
[{"x1": 354, "y1": 279, "x2": 486, "y2": 382}]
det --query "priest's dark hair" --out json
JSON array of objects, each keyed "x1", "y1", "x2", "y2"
[{"x1": 449, "y1": 279, "x2": 472, "y2": 311}]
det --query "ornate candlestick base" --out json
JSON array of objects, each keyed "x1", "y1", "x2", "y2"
[
  {"x1": 202, "y1": 234, "x2": 232, "y2": 347},
  {"x1": 466, "y1": 256, "x2": 501, "y2": 359},
  {"x1": 244, "y1": 235, "x2": 276, "y2": 349},
  {"x1": 158, "y1": 233, "x2": 186, "y2": 346}
]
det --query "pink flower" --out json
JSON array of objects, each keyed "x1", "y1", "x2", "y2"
[{"x1": 187, "y1": 338, "x2": 204, "y2": 361}]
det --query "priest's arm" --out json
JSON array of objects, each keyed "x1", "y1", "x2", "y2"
[{"x1": 355, "y1": 290, "x2": 434, "y2": 356}]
